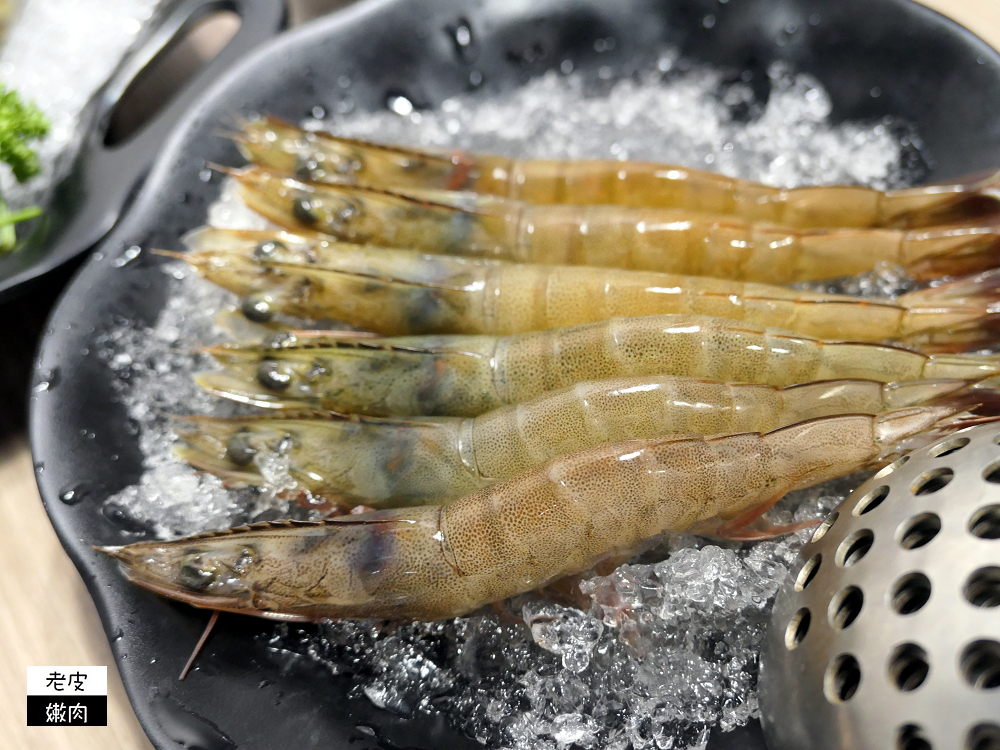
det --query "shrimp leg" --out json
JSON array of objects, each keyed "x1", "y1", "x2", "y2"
[
  {"x1": 179, "y1": 226, "x2": 1000, "y2": 349},
  {"x1": 176, "y1": 376, "x2": 978, "y2": 506},
  {"x1": 231, "y1": 169, "x2": 1000, "y2": 283},
  {"x1": 100, "y1": 406, "x2": 972, "y2": 623},
  {"x1": 237, "y1": 115, "x2": 1000, "y2": 229},
  {"x1": 197, "y1": 315, "x2": 1000, "y2": 417}
]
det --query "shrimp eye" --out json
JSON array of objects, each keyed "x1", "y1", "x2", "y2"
[
  {"x1": 226, "y1": 429, "x2": 258, "y2": 466},
  {"x1": 253, "y1": 240, "x2": 286, "y2": 261},
  {"x1": 337, "y1": 200, "x2": 360, "y2": 223},
  {"x1": 178, "y1": 553, "x2": 218, "y2": 591},
  {"x1": 294, "y1": 155, "x2": 323, "y2": 181},
  {"x1": 292, "y1": 196, "x2": 319, "y2": 225},
  {"x1": 333, "y1": 155, "x2": 364, "y2": 176},
  {"x1": 241, "y1": 293, "x2": 274, "y2": 323},
  {"x1": 257, "y1": 359, "x2": 294, "y2": 391}
]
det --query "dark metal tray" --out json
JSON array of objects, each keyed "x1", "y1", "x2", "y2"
[{"x1": 29, "y1": 0, "x2": 1000, "y2": 748}]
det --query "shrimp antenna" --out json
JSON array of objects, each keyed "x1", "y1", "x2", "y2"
[
  {"x1": 215, "y1": 129, "x2": 251, "y2": 145},
  {"x1": 206, "y1": 162, "x2": 242, "y2": 177},
  {"x1": 150, "y1": 249, "x2": 187, "y2": 260},
  {"x1": 179, "y1": 609, "x2": 220, "y2": 680}
]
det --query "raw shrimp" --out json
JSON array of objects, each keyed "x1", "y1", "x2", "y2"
[
  {"x1": 237, "y1": 116, "x2": 1000, "y2": 229},
  {"x1": 177, "y1": 376, "x2": 978, "y2": 506},
  {"x1": 102, "y1": 407, "x2": 972, "y2": 622},
  {"x1": 196, "y1": 314, "x2": 1000, "y2": 417},
  {"x1": 232, "y1": 168, "x2": 1000, "y2": 283},
  {"x1": 179, "y1": 227, "x2": 1000, "y2": 348}
]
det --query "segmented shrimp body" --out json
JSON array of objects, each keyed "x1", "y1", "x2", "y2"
[
  {"x1": 232, "y1": 169, "x2": 1000, "y2": 284},
  {"x1": 238, "y1": 116, "x2": 1000, "y2": 230},
  {"x1": 178, "y1": 376, "x2": 975, "y2": 506},
  {"x1": 198, "y1": 315, "x2": 1000, "y2": 417},
  {"x1": 103, "y1": 407, "x2": 968, "y2": 622},
  {"x1": 181, "y1": 227, "x2": 1000, "y2": 349}
]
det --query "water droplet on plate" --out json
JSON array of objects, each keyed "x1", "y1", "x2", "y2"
[
  {"x1": 102, "y1": 503, "x2": 150, "y2": 535},
  {"x1": 446, "y1": 17, "x2": 475, "y2": 61},
  {"x1": 59, "y1": 482, "x2": 92, "y2": 505},
  {"x1": 387, "y1": 94, "x2": 413, "y2": 116},
  {"x1": 33, "y1": 367, "x2": 60, "y2": 392},
  {"x1": 152, "y1": 696, "x2": 235, "y2": 750},
  {"x1": 112, "y1": 245, "x2": 142, "y2": 267}
]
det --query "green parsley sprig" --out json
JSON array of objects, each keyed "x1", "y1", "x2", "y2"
[{"x1": 0, "y1": 86, "x2": 48, "y2": 253}]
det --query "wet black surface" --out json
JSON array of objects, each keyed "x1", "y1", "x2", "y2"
[{"x1": 28, "y1": 0, "x2": 1000, "y2": 749}]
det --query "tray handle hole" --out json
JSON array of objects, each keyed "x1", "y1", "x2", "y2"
[
  {"x1": 824, "y1": 654, "x2": 861, "y2": 703},
  {"x1": 889, "y1": 643, "x2": 930, "y2": 692},
  {"x1": 961, "y1": 640, "x2": 1000, "y2": 690},
  {"x1": 965, "y1": 567, "x2": 1000, "y2": 608},
  {"x1": 898, "y1": 513, "x2": 941, "y2": 550},
  {"x1": 891, "y1": 572, "x2": 931, "y2": 615}
]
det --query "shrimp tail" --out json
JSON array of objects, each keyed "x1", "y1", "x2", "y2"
[
  {"x1": 903, "y1": 217, "x2": 1000, "y2": 281},
  {"x1": 896, "y1": 269, "x2": 1000, "y2": 351},
  {"x1": 903, "y1": 268, "x2": 1000, "y2": 306},
  {"x1": 881, "y1": 409, "x2": 1000, "y2": 457},
  {"x1": 704, "y1": 405, "x2": 996, "y2": 540},
  {"x1": 925, "y1": 374, "x2": 1000, "y2": 416},
  {"x1": 908, "y1": 169, "x2": 1000, "y2": 227},
  {"x1": 905, "y1": 314, "x2": 1000, "y2": 354}
]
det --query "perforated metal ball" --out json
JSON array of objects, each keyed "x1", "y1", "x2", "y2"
[{"x1": 759, "y1": 423, "x2": 1000, "y2": 750}]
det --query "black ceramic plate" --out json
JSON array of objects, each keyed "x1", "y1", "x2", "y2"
[{"x1": 29, "y1": 1, "x2": 1000, "y2": 748}]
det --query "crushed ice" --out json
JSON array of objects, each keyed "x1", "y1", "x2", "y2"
[{"x1": 97, "y1": 58, "x2": 916, "y2": 747}]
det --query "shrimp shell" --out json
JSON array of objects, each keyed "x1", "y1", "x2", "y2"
[
  {"x1": 232, "y1": 168, "x2": 1000, "y2": 284},
  {"x1": 238, "y1": 116, "x2": 1000, "y2": 229},
  {"x1": 197, "y1": 314, "x2": 1000, "y2": 417},
  {"x1": 181, "y1": 227, "x2": 1000, "y2": 349},
  {"x1": 177, "y1": 376, "x2": 975, "y2": 505},
  {"x1": 102, "y1": 407, "x2": 970, "y2": 622}
]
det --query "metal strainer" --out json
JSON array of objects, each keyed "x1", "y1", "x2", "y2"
[{"x1": 759, "y1": 423, "x2": 1000, "y2": 750}]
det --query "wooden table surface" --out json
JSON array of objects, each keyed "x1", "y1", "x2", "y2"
[{"x1": 1, "y1": 1, "x2": 997, "y2": 748}]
